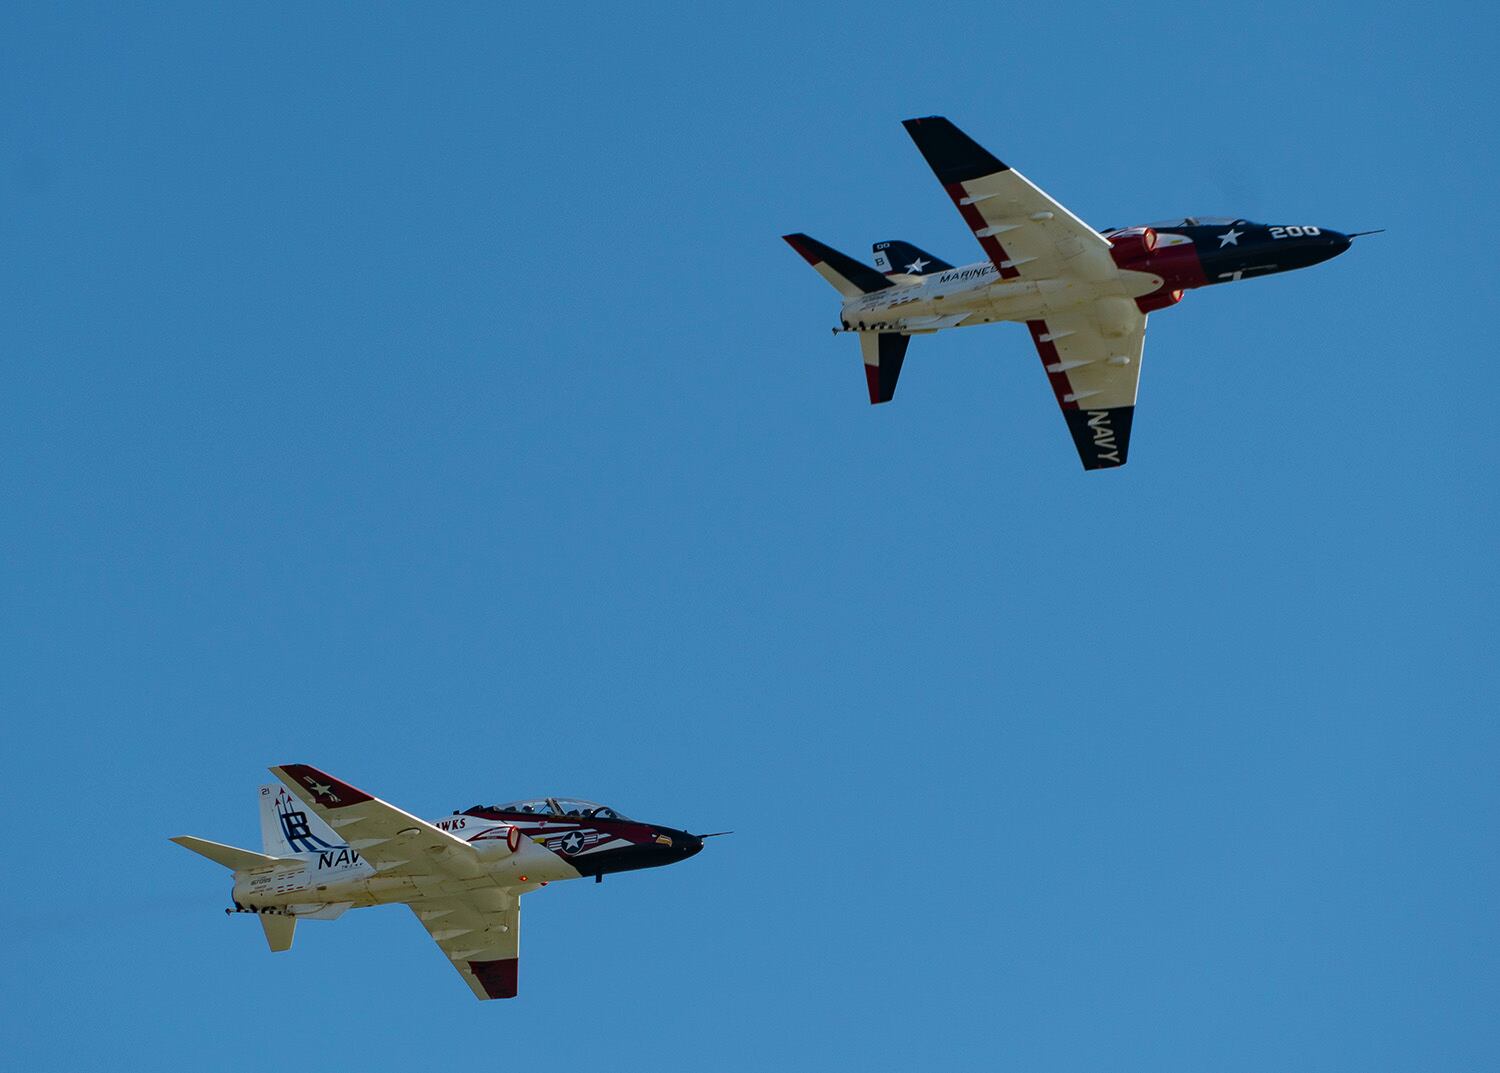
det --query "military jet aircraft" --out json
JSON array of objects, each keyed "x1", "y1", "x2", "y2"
[
  {"x1": 172, "y1": 764, "x2": 715, "y2": 999},
  {"x1": 784, "y1": 116, "x2": 1376, "y2": 469}
]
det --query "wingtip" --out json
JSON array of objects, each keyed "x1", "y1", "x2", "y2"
[
  {"x1": 900, "y1": 116, "x2": 1009, "y2": 183},
  {"x1": 469, "y1": 958, "x2": 519, "y2": 1000},
  {"x1": 781, "y1": 233, "x2": 821, "y2": 265},
  {"x1": 273, "y1": 764, "x2": 373, "y2": 807}
]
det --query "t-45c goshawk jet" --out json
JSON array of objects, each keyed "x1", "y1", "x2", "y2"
[
  {"x1": 784, "y1": 116, "x2": 1376, "y2": 470},
  {"x1": 173, "y1": 765, "x2": 718, "y2": 1000}
]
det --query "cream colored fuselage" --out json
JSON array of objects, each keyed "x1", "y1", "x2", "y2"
[
  {"x1": 839, "y1": 261, "x2": 1163, "y2": 335},
  {"x1": 231, "y1": 815, "x2": 574, "y2": 916}
]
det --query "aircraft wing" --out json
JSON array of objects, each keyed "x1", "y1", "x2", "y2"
[
  {"x1": 1024, "y1": 304, "x2": 1147, "y2": 470},
  {"x1": 903, "y1": 116, "x2": 1115, "y2": 283},
  {"x1": 271, "y1": 765, "x2": 530, "y2": 1000},
  {"x1": 269, "y1": 764, "x2": 486, "y2": 880},
  {"x1": 410, "y1": 889, "x2": 522, "y2": 1000}
]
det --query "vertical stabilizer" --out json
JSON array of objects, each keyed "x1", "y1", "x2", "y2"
[
  {"x1": 260, "y1": 783, "x2": 345, "y2": 856},
  {"x1": 872, "y1": 241, "x2": 953, "y2": 277},
  {"x1": 259, "y1": 914, "x2": 296, "y2": 953}
]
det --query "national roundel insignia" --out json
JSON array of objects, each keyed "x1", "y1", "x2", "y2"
[{"x1": 559, "y1": 830, "x2": 586, "y2": 855}]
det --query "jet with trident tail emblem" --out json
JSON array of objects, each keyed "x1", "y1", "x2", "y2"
[{"x1": 173, "y1": 765, "x2": 722, "y2": 1000}]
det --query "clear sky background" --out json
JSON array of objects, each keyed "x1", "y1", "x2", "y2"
[{"x1": 3, "y1": 4, "x2": 1495, "y2": 1070}]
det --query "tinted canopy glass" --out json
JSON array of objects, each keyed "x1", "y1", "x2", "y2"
[
  {"x1": 483, "y1": 797, "x2": 628, "y2": 819},
  {"x1": 1144, "y1": 215, "x2": 1241, "y2": 227}
]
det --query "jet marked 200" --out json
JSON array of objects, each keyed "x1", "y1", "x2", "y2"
[{"x1": 784, "y1": 116, "x2": 1376, "y2": 470}]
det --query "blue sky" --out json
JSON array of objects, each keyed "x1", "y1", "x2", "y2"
[{"x1": 2, "y1": 3, "x2": 1495, "y2": 1069}]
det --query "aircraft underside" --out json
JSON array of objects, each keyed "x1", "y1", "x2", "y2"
[
  {"x1": 175, "y1": 767, "x2": 708, "y2": 1000},
  {"x1": 838, "y1": 268, "x2": 1165, "y2": 336},
  {"x1": 785, "y1": 116, "x2": 1364, "y2": 470}
]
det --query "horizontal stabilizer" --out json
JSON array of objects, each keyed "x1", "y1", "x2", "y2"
[
  {"x1": 783, "y1": 233, "x2": 894, "y2": 297},
  {"x1": 858, "y1": 332, "x2": 911, "y2": 404},
  {"x1": 259, "y1": 914, "x2": 296, "y2": 953},
  {"x1": 171, "y1": 835, "x2": 292, "y2": 872}
]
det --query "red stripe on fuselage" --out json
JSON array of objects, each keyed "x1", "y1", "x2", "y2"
[{"x1": 463, "y1": 807, "x2": 659, "y2": 845}]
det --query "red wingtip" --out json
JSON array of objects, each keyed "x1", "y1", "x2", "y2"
[
  {"x1": 275, "y1": 764, "x2": 373, "y2": 808},
  {"x1": 469, "y1": 958, "x2": 519, "y2": 999}
]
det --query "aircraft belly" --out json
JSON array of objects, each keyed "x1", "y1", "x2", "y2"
[
  {"x1": 980, "y1": 278, "x2": 1116, "y2": 323},
  {"x1": 231, "y1": 862, "x2": 377, "y2": 915},
  {"x1": 844, "y1": 268, "x2": 1164, "y2": 331},
  {"x1": 286, "y1": 901, "x2": 354, "y2": 920},
  {"x1": 234, "y1": 863, "x2": 312, "y2": 906}
]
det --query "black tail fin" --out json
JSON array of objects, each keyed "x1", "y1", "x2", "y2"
[
  {"x1": 872, "y1": 241, "x2": 953, "y2": 278},
  {"x1": 783, "y1": 234, "x2": 895, "y2": 297}
]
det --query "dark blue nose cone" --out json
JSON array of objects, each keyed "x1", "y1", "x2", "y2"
[
  {"x1": 1315, "y1": 229, "x2": 1352, "y2": 266},
  {"x1": 1286, "y1": 227, "x2": 1352, "y2": 268},
  {"x1": 1323, "y1": 229, "x2": 1353, "y2": 254}
]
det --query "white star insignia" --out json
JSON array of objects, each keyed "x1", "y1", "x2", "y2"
[
  {"x1": 309, "y1": 780, "x2": 333, "y2": 798},
  {"x1": 1218, "y1": 228, "x2": 1244, "y2": 247},
  {"x1": 905, "y1": 257, "x2": 929, "y2": 273}
]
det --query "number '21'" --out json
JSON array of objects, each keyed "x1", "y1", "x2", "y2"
[{"x1": 1269, "y1": 225, "x2": 1321, "y2": 239}]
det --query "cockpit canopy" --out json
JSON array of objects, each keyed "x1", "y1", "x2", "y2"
[
  {"x1": 478, "y1": 797, "x2": 629, "y2": 820},
  {"x1": 1143, "y1": 215, "x2": 1243, "y2": 227}
]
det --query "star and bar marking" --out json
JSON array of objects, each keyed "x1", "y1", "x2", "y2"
[{"x1": 304, "y1": 776, "x2": 341, "y2": 803}]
